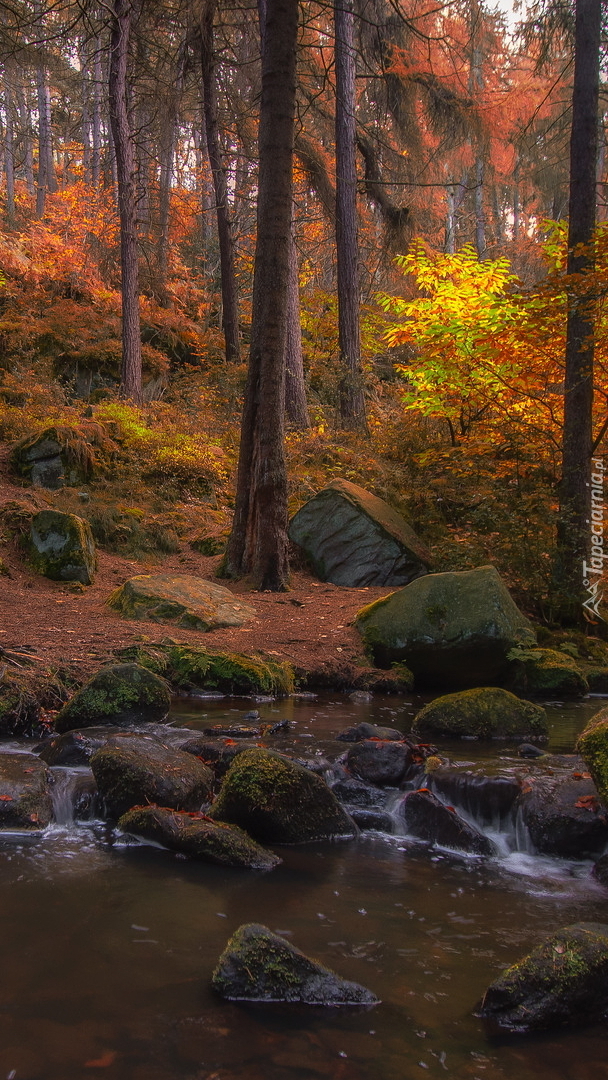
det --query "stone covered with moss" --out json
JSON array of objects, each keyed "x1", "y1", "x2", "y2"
[
  {"x1": 507, "y1": 647, "x2": 588, "y2": 697},
  {"x1": 211, "y1": 923, "x2": 379, "y2": 1004},
  {"x1": 27, "y1": 509, "x2": 96, "y2": 584},
  {"x1": 288, "y1": 478, "x2": 431, "y2": 587},
  {"x1": 90, "y1": 733, "x2": 214, "y2": 818},
  {"x1": 0, "y1": 752, "x2": 52, "y2": 829},
  {"x1": 413, "y1": 687, "x2": 547, "y2": 740},
  {"x1": 355, "y1": 565, "x2": 535, "y2": 687},
  {"x1": 209, "y1": 748, "x2": 356, "y2": 843},
  {"x1": 108, "y1": 573, "x2": 256, "y2": 631},
  {"x1": 55, "y1": 663, "x2": 171, "y2": 733},
  {"x1": 479, "y1": 922, "x2": 608, "y2": 1032},
  {"x1": 118, "y1": 806, "x2": 280, "y2": 870},
  {"x1": 164, "y1": 644, "x2": 294, "y2": 696},
  {"x1": 577, "y1": 708, "x2": 608, "y2": 807}
]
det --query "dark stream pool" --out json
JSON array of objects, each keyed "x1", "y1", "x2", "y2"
[{"x1": 1, "y1": 693, "x2": 608, "y2": 1080}]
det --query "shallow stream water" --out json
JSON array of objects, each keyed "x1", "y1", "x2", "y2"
[{"x1": 1, "y1": 693, "x2": 607, "y2": 1080}]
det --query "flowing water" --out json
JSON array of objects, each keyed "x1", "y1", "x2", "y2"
[{"x1": 0, "y1": 694, "x2": 607, "y2": 1080}]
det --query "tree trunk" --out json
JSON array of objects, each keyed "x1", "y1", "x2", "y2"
[
  {"x1": 157, "y1": 39, "x2": 187, "y2": 296},
  {"x1": 224, "y1": 0, "x2": 297, "y2": 589},
  {"x1": 3, "y1": 69, "x2": 15, "y2": 226},
  {"x1": 335, "y1": 0, "x2": 366, "y2": 431},
  {"x1": 200, "y1": 0, "x2": 241, "y2": 363},
  {"x1": 557, "y1": 0, "x2": 602, "y2": 620},
  {"x1": 109, "y1": 0, "x2": 143, "y2": 404},
  {"x1": 92, "y1": 32, "x2": 103, "y2": 187},
  {"x1": 285, "y1": 217, "x2": 310, "y2": 428},
  {"x1": 15, "y1": 85, "x2": 35, "y2": 197}
]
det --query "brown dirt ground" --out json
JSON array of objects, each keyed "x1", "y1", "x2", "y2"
[{"x1": 0, "y1": 458, "x2": 391, "y2": 687}]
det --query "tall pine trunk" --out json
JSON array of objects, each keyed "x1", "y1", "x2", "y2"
[
  {"x1": 224, "y1": 0, "x2": 297, "y2": 589},
  {"x1": 109, "y1": 0, "x2": 142, "y2": 403}
]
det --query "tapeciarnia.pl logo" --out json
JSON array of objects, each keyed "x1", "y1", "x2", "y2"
[{"x1": 583, "y1": 457, "x2": 605, "y2": 622}]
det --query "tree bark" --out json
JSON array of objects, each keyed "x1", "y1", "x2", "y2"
[
  {"x1": 335, "y1": 0, "x2": 366, "y2": 431},
  {"x1": 200, "y1": 0, "x2": 241, "y2": 362},
  {"x1": 109, "y1": 0, "x2": 143, "y2": 404},
  {"x1": 557, "y1": 0, "x2": 602, "y2": 619},
  {"x1": 224, "y1": 0, "x2": 297, "y2": 590},
  {"x1": 3, "y1": 68, "x2": 15, "y2": 226},
  {"x1": 157, "y1": 38, "x2": 187, "y2": 295},
  {"x1": 285, "y1": 217, "x2": 310, "y2": 428}
]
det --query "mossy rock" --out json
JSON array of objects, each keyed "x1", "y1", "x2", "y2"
[
  {"x1": 412, "y1": 687, "x2": 547, "y2": 740},
  {"x1": 0, "y1": 753, "x2": 52, "y2": 829},
  {"x1": 90, "y1": 733, "x2": 214, "y2": 819},
  {"x1": 209, "y1": 748, "x2": 356, "y2": 843},
  {"x1": 55, "y1": 663, "x2": 171, "y2": 733},
  {"x1": 164, "y1": 644, "x2": 293, "y2": 696},
  {"x1": 479, "y1": 922, "x2": 608, "y2": 1032},
  {"x1": 355, "y1": 566, "x2": 535, "y2": 688},
  {"x1": 211, "y1": 923, "x2": 379, "y2": 1005},
  {"x1": 108, "y1": 574, "x2": 256, "y2": 631},
  {"x1": 118, "y1": 806, "x2": 280, "y2": 870},
  {"x1": 577, "y1": 709, "x2": 608, "y2": 806},
  {"x1": 507, "y1": 647, "x2": 589, "y2": 697},
  {"x1": 0, "y1": 667, "x2": 68, "y2": 738},
  {"x1": 27, "y1": 509, "x2": 96, "y2": 584}
]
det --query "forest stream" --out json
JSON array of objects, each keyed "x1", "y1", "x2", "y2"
[{"x1": 0, "y1": 693, "x2": 606, "y2": 1080}]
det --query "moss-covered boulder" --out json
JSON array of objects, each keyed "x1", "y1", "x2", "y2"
[
  {"x1": 118, "y1": 806, "x2": 280, "y2": 870},
  {"x1": 90, "y1": 733, "x2": 214, "y2": 819},
  {"x1": 108, "y1": 574, "x2": 256, "y2": 631},
  {"x1": 412, "y1": 687, "x2": 547, "y2": 740},
  {"x1": 479, "y1": 923, "x2": 608, "y2": 1032},
  {"x1": 400, "y1": 788, "x2": 495, "y2": 855},
  {"x1": 27, "y1": 509, "x2": 96, "y2": 584},
  {"x1": 355, "y1": 565, "x2": 535, "y2": 687},
  {"x1": 576, "y1": 708, "x2": 608, "y2": 806},
  {"x1": 0, "y1": 753, "x2": 52, "y2": 829},
  {"x1": 209, "y1": 748, "x2": 356, "y2": 843},
  {"x1": 55, "y1": 663, "x2": 171, "y2": 733},
  {"x1": 507, "y1": 647, "x2": 589, "y2": 697},
  {"x1": 164, "y1": 644, "x2": 293, "y2": 696},
  {"x1": 11, "y1": 426, "x2": 86, "y2": 489},
  {"x1": 211, "y1": 923, "x2": 379, "y2": 1005},
  {"x1": 288, "y1": 478, "x2": 431, "y2": 588}
]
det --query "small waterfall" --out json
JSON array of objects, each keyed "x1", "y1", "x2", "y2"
[{"x1": 49, "y1": 767, "x2": 98, "y2": 826}]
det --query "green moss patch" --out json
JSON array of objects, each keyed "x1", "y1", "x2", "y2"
[
  {"x1": 413, "y1": 686, "x2": 547, "y2": 740},
  {"x1": 118, "y1": 806, "x2": 280, "y2": 870},
  {"x1": 55, "y1": 663, "x2": 171, "y2": 732}
]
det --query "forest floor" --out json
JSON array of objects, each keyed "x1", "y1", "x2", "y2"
[{"x1": 0, "y1": 459, "x2": 390, "y2": 687}]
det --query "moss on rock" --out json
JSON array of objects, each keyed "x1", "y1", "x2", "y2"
[
  {"x1": 107, "y1": 573, "x2": 256, "y2": 631},
  {"x1": 0, "y1": 752, "x2": 52, "y2": 829},
  {"x1": 27, "y1": 509, "x2": 96, "y2": 584},
  {"x1": 209, "y1": 748, "x2": 356, "y2": 843},
  {"x1": 507, "y1": 647, "x2": 588, "y2": 697},
  {"x1": 413, "y1": 687, "x2": 547, "y2": 740},
  {"x1": 211, "y1": 923, "x2": 379, "y2": 1004},
  {"x1": 90, "y1": 733, "x2": 214, "y2": 818},
  {"x1": 577, "y1": 709, "x2": 608, "y2": 807},
  {"x1": 55, "y1": 663, "x2": 171, "y2": 732},
  {"x1": 165, "y1": 644, "x2": 293, "y2": 696},
  {"x1": 118, "y1": 806, "x2": 280, "y2": 870}
]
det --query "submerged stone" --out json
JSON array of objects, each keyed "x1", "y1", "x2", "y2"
[
  {"x1": 336, "y1": 722, "x2": 403, "y2": 742},
  {"x1": 479, "y1": 922, "x2": 608, "y2": 1032},
  {"x1": 355, "y1": 565, "x2": 535, "y2": 686},
  {"x1": 288, "y1": 478, "x2": 431, "y2": 587},
  {"x1": 412, "y1": 687, "x2": 547, "y2": 740},
  {"x1": 55, "y1": 663, "x2": 171, "y2": 732},
  {"x1": 400, "y1": 788, "x2": 495, "y2": 856},
  {"x1": 118, "y1": 806, "x2": 280, "y2": 870},
  {"x1": 108, "y1": 574, "x2": 256, "y2": 631},
  {"x1": 0, "y1": 752, "x2": 52, "y2": 830},
  {"x1": 209, "y1": 748, "x2": 356, "y2": 843},
  {"x1": 90, "y1": 733, "x2": 214, "y2": 819},
  {"x1": 212, "y1": 923, "x2": 379, "y2": 1005},
  {"x1": 28, "y1": 509, "x2": 96, "y2": 584}
]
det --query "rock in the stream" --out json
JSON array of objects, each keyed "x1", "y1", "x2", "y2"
[
  {"x1": 479, "y1": 922, "x2": 608, "y2": 1032},
  {"x1": 212, "y1": 923, "x2": 379, "y2": 1005},
  {"x1": 55, "y1": 664, "x2": 171, "y2": 733},
  {"x1": 517, "y1": 772, "x2": 608, "y2": 858},
  {"x1": 0, "y1": 753, "x2": 52, "y2": 829},
  {"x1": 399, "y1": 788, "x2": 496, "y2": 856},
  {"x1": 345, "y1": 739, "x2": 415, "y2": 786},
  {"x1": 428, "y1": 767, "x2": 521, "y2": 825},
  {"x1": 209, "y1": 748, "x2": 356, "y2": 843},
  {"x1": 592, "y1": 854, "x2": 608, "y2": 887},
  {"x1": 507, "y1": 647, "x2": 588, "y2": 698},
  {"x1": 576, "y1": 708, "x2": 608, "y2": 807},
  {"x1": 27, "y1": 509, "x2": 96, "y2": 584},
  {"x1": 118, "y1": 806, "x2": 280, "y2": 870},
  {"x1": 90, "y1": 733, "x2": 214, "y2": 819},
  {"x1": 108, "y1": 574, "x2": 256, "y2": 631},
  {"x1": 288, "y1": 478, "x2": 431, "y2": 588},
  {"x1": 331, "y1": 777, "x2": 391, "y2": 810},
  {"x1": 413, "y1": 687, "x2": 547, "y2": 740},
  {"x1": 336, "y1": 721, "x2": 403, "y2": 742},
  {"x1": 177, "y1": 736, "x2": 254, "y2": 778},
  {"x1": 355, "y1": 565, "x2": 535, "y2": 686},
  {"x1": 38, "y1": 726, "x2": 124, "y2": 766}
]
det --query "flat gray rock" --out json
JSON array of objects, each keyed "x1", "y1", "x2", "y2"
[{"x1": 108, "y1": 574, "x2": 256, "y2": 631}]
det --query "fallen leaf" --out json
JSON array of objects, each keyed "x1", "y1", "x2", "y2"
[
  {"x1": 575, "y1": 795, "x2": 599, "y2": 811},
  {"x1": 85, "y1": 1050, "x2": 117, "y2": 1068}
]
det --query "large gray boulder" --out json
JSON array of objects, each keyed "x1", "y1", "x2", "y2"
[
  {"x1": 288, "y1": 479, "x2": 431, "y2": 587},
  {"x1": 355, "y1": 565, "x2": 535, "y2": 687},
  {"x1": 212, "y1": 923, "x2": 379, "y2": 1005},
  {"x1": 90, "y1": 733, "x2": 214, "y2": 819},
  {"x1": 108, "y1": 574, "x2": 256, "y2": 631},
  {"x1": 28, "y1": 509, "x2": 96, "y2": 584}
]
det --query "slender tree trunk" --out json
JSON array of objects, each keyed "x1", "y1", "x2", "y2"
[
  {"x1": 3, "y1": 70, "x2": 15, "y2": 226},
  {"x1": 285, "y1": 218, "x2": 310, "y2": 428},
  {"x1": 224, "y1": 0, "x2": 297, "y2": 589},
  {"x1": 109, "y1": 0, "x2": 142, "y2": 403},
  {"x1": 157, "y1": 41, "x2": 186, "y2": 294},
  {"x1": 16, "y1": 85, "x2": 35, "y2": 197},
  {"x1": 474, "y1": 157, "x2": 486, "y2": 256},
  {"x1": 35, "y1": 67, "x2": 55, "y2": 214},
  {"x1": 556, "y1": 0, "x2": 602, "y2": 619},
  {"x1": 335, "y1": 0, "x2": 366, "y2": 431},
  {"x1": 92, "y1": 33, "x2": 103, "y2": 187},
  {"x1": 200, "y1": 0, "x2": 241, "y2": 362}
]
